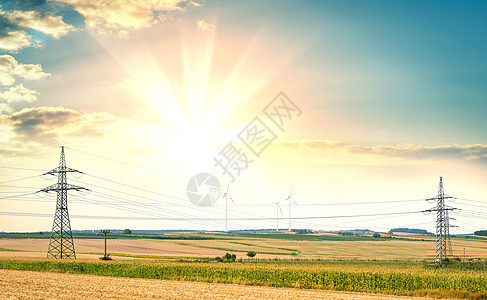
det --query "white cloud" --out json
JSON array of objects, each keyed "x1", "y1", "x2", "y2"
[
  {"x1": 0, "y1": 30, "x2": 32, "y2": 51},
  {"x1": 58, "y1": 0, "x2": 199, "y2": 37},
  {"x1": 0, "y1": 84, "x2": 38, "y2": 103},
  {"x1": 0, "y1": 103, "x2": 14, "y2": 115},
  {"x1": 1, "y1": 106, "x2": 116, "y2": 145},
  {"x1": 281, "y1": 139, "x2": 487, "y2": 163},
  {"x1": 0, "y1": 54, "x2": 51, "y2": 86},
  {"x1": 5, "y1": 10, "x2": 75, "y2": 39},
  {"x1": 196, "y1": 20, "x2": 215, "y2": 33},
  {"x1": 0, "y1": 9, "x2": 74, "y2": 51}
]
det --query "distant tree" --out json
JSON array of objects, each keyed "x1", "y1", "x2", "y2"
[
  {"x1": 123, "y1": 229, "x2": 132, "y2": 234},
  {"x1": 391, "y1": 228, "x2": 432, "y2": 235},
  {"x1": 246, "y1": 251, "x2": 257, "y2": 258},
  {"x1": 474, "y1": 230, "x2": 487, "y2": 236},
  {"x1": 388, "y1": 230, "x2": 393, "y2": 238},
  {"x1": 372, "y1": 232, "x2": 381, "y2": 238},
  {"x1": 223, "y1": 252, "x2": 236, "y2": 262}
]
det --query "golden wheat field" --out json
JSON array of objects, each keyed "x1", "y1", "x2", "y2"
[
  {"x1": 1, "y1": 233, "x2": 487, "y2": 260},
  {"x1": 0, "y1": 269, "x2": 430, "y2": 300}
]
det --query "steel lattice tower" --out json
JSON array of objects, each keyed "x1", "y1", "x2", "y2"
[
  {"x1": 445, "y1": 210, "x2": 454, "y2": 256},
  {"x1": 425, "y1": 177, "x2": 456, "y2": 266},
  {"x1": 38, "y1": 146, "x2": 88, "y2": 259}
]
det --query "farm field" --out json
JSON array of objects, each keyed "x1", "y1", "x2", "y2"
[
  {"x1": 1, "y1": 232, "x2": 487, "y2": 299},
  {"x1": 1, "y1": 231, "x2": 487, "y2": 260},
  {"x1": 0, "y1": 258, "x2": 486, "y2": 299},
  {"x1": 0, "y1": 269, "x2": 425, "y2": 300}
]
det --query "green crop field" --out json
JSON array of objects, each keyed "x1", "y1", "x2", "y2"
[{"x1": 0, "y1": 259, "x2": 486, "y2": 299}]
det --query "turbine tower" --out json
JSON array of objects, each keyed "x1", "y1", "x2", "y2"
[
  {"x1": 273, "y1": 197, "x2": 283, "y2": 231},
  {"x1": 285, "y1": 188, "x2": 298, "y2": 231},
  {"x1": 222, "y1": 183, "x2": 234, "y2": 232},
  {"x1": 38, "y1": 146, "x2": 88, "y2": 259}
]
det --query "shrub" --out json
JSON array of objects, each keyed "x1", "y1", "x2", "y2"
[{"x1": 246, "y1": 251, "x2": 257, "y2": 258}]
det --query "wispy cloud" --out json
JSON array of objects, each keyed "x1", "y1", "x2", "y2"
[
  {"x1": 2, "y1": 106, "x2": 115, "y2": 145},
  {"x1": 0, "y1": 55, "x2": 50, "y2": 110},
  {"x1": 0, "y1": 54, "x2": 51, "y2": 85},
  {"x1": 196, "y1": 20, "x2": 215, "y2": 33},
  {"x1": 0, "y1": 29, "x2": 32, "y2": 51},
  {"x1": 281, "y1": 139, "x2": 487, "y2": 162},
  {"x1": 59, "y1": 0, "x2": 200, "y2": 37},
  {"x1": 6, "y1": 10, "x2": 75, "y2": 39},
  {"x1": 0, "y1": 84, "x2": 38, "y2": 103},
  {"x1": 0, "y1": 8, "x2": 74, "y2": 51}
]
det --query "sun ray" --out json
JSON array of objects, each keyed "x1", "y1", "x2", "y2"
[
  {"x1": 180, "y1": 18, "x2": 217, "y2": 126},
  {"x1": 207, "y1": 27, "x2": 316, "y2": 128},
  {"x1": 91, "y1": 33, "x2": 187, "y2": 130}
]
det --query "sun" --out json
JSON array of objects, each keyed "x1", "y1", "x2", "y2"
[{"x1": 90, "y1": 19, "x2": 300, "y2": 177}]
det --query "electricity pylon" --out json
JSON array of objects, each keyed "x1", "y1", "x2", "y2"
[
  {"x1": 445, "y1": 211, "x2": 457, "y2": 256},
  {"x1": 38, "y1": 146, "x2": 88, "y2": 259},
  {"x1": 424, "y1": 177, "x2": 456, "y2": 267}
]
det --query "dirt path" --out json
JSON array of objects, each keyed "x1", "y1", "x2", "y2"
[{"x1": 0, "y1": 269, "x2": 428, "y2": 299}]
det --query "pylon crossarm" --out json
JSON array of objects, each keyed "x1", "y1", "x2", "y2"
[
  {"x1": 42, "y1": 167, "x2": 84, "y2": 176},
  {"x1": 38, "y1": 183, "x2": 89, "y2": 193}
]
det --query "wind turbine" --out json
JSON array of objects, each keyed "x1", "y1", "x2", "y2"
[
  {"x1": 285, "y1": 188, "x2": 298, "y2": 231},
  {"x1": 273, "y1": 197, "x2": 283, "y2": 231},
  {"x1": 222, "y1": 183, "x2": 234, "y2": 232}
]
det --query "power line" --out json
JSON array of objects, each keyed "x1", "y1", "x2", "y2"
[
  {"x1": 0, "y1": 166, "x2": 47, "y2": 171},
  {"x1": 0, "y1": 209, "x2": 424, "y2": 221},
  {"x1": 0, "y1": 147, "x2": 58, "y2": 160},
  {"x1": 0, "y1": 192, "x2": 36, "y2": 200},
  {"x1": 0, "y1": 175, "x2": 40, "y2": 184},
  {"x1": 66, "y1": 147, "x2": 186, "y2": 179},
  {"x1": 72, "y1": 176, "x2": 185, "y2": 203}
]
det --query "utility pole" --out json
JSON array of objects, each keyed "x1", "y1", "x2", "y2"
[
  {"x1": 100, "y1": 230, "x2": 110, "y2": 259},
  {"x1": 38, "y1": 146, "x2": 88, "y2": 259},
  {"x1": 424, "y1": 177, "x2": 456, "y2": 267}
]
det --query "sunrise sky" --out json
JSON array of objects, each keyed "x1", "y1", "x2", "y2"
[{"x1": 1, "y1": 0, "x2": 486, "y2": 233}]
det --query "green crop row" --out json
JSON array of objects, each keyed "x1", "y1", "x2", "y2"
[{"x1": 0, "y1": 259, "x2": 486, "y2": 298}]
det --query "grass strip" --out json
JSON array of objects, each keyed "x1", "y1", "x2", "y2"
[{"x1": 174, "y1": 242, "x2": 294, "y2": 255}]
